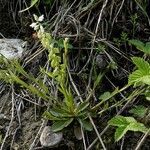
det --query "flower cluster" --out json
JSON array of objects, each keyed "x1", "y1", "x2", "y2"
[{"x1": 30, "y1": 14, "x2": 44, "y2": 32}]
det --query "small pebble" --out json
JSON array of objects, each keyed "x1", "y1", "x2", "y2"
[{"x1": 40, "y1": 126, "x2": 63, "y2": 147}]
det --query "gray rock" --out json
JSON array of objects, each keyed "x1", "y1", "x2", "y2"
[
  {"x1": 40, "y1": 126, "x2": 63, "y2": 147},
  {"x1": 0, "y1": 39, "x2": 27, "y2": 59},
  {"x1": 95, "y1": 54, "x2": 107, "y2": 69}
]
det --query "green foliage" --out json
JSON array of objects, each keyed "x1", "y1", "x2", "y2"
[
  {"x1": 92, "y1": 88, "x2": 119, "y2": 111},
  {"x1": 19, "y1": 0, "x2": 39, "y2": 12},
  {"x1": 43, "y1": 101, "x2": 92, "y2": 132},
  {"x1": 30, "y1": 15, "x2": 92, "y2": 132},
  {"x1": 108, "y1": 115, "x2": 148, "y2": 141},
  {"x1": 129, "y1": 39, "x2": 150, "y2": 54},
  {"x1": 129, "y1": 105, "x2": 148, "y2": 118},
  {"x1": 128, "y1": 57, "x2": 150, "y2": 86},
  {"x1": 0, "y1": 58, "x2": 49, "y2": 101}
]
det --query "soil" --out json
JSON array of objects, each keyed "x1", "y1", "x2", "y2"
[{"x1": 0, "y1": 91, "x2": 42, "y2": 149}]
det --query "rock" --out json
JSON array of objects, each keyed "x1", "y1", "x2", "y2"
[
  {"x1": 0, "y1": 39, "x2": 27, "y2": 59},
  {"x1": 40, "y1": 126, "x2": 63, "y2": 147},
  {"x1": 95, "y1": 54, "x2": 107, "y2": 69},
  {"x1": 74, "y1": 126, "x2": 82, "y2": 140}
]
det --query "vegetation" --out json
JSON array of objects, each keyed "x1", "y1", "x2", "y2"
[{"x1": 0, "y1": 0, "x2": 150, "y2": 149}]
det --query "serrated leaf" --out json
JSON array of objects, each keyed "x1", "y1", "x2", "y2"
[
  {"x1": 115, "y1": 126, "x2": 128, "y2": 141},
  {"x1": 128, "y1": 122, "x2": 148, "y2": 133},
  {"x1": 125, "y1": 116, "x2": 137, "y2": 123},
  {"x1": 109, "y1": 116, "x2": 149, "y2": 141},
  {"x1": 128, "y1": 70, "x2": 150, "y2": 86},
  {"x1": 132, "y1": 57, "x2": 150, "y2": 74},
  {"x1": 141, "y1": 75, "x2": 150, "y2": 85},
  {"x1": 108, "y1": 115, "x2": 128, "y2": 127},
  {"x1": 129, "y1": 105, "x2": 148, "y2": 118},
  {"x1": 51, "y1": 118, "x2": 74, "y2": 132}
]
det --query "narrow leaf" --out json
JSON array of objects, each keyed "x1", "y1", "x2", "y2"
[
  {"x1": 115, "y1": 126, "x2": 128, "y2": 141},
  {"x1": 19, "y1": 0, "x2": 39, "y2": 13},
  {"x1": 129, "y1": 40, "x2": 145, "y2": 52},
  {"x1": 76, "y1": 102, "x2": 89, "y2": 113},
  {"x1": 79, "y1": 119, "x2": 93, "y2": 131},
  {"x1": 52, "y1": 118, "x2": 74, "y2": 132}
]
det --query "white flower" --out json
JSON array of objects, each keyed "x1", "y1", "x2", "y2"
[
  {"x1": 30, "y1": 22, "x2": 37, "y2": 28},
  {"x1": 34, "y1": 24, "x2": 39, "y2": 30},
  {"x1": 30, "y1": 22, "x2": 39, "y2": 30},
  {"x1": 33, "y1": 14, "x2": 39, "y2": 21},
  {"x1": 38, "y1": 15, "x2": 44, "y2": 22}
]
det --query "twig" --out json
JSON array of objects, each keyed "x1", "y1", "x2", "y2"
[
  {"x1": 81, "y1": 125, "x2": 87, "y2": 150},
  {"x1": 134, "y1": 129, "x2": 150, "y2": 150},
  {"x1": 87, "y1": 88, "x2": 144, "y2": 150},
  {"x1": 109, "y1": 0, "x2": 125, "y2": 37},
  {"x1": 68, "y1": 67, "x2": 106, "y2": 149},
  {"x1": 88, "y1": 115, "x2": 106, "y2": 150},
  {"x1": 77, "y1": 0, "x2": 108, "y2": 75},
  {"x1": 29, "y1": 119, "x2": 46, "y2": 150}
]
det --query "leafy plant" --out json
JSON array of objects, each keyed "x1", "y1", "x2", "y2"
[
  {"x1": 0, "y1": 57, "x2": 49, "y2": 101},
  {"x1": 30, "y1": 15, "x2": 92, "y2": 132},
  {"x1": 128, "y1": 57, "x2": 150, "y2": 86},
  {"x1": 129, "y1": 39, "x2": 150, "y2": 54},
  {"x1": 129, "y1": 105, "x2": 148, "y2": 118},
  {"x1": 108, "y1": 115, "x2": 148, "y2": 141},
  {"x1": 109, "y1": 39, "x2": 150, "y2": 142},
  {"x1": 43, "y1": 101, "x2": 92, "y2": 132}
]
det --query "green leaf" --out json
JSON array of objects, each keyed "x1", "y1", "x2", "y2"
[
  {"x1": 109, "y1": 115, "x2": 149, "y2": 141},
  {"x1": 125, "y1": 116, "x2": 137, "y2": 123},
  {"x1": 108, "y1": 115, "x2": 128, "y2": 127},
  {"x1": 76, "y1": 102, "x2": 89, "y2": 114},
  {"x1": 115, "y1": 126, "x2": 128, "y2": 141},
  {"x1": 19, "y1": 0, "x2": 39, "y2": 13},
  {"x1": 129, "y1": 105, "x2": 148, "y2": 118},
  {"x1": 144, "y1": 42, "x2": 150, "y2": 54},
  {"x1": 132, "y1": 57, "x2": 150, "y2": 74},
  {"x1": 79, "y1": 119, "x2": 93, "y2": 131},
  {"x1": 141, "y1": 75, "x2": 150, "y2": 85},
  {"x1": 99, "y1": 92, "x2": 111, "y2": 100},
  {"x1": 51, "y1": 118, "x2": 74, "y2": 132},
  {"x1": 99, "y1": 88, "x2": 119, "y2": 102},
  {"x1": 49, "y1": 107, "x2": 72, "y2": 118},
  {"x1": 28, "y1": 84, "x2": 48, "y2": 100},
  {"x1": 128, "y1": 122, "x2": 148, "y2": 133},
  {"x1": 43, "y1": 111, "x2": 61, "y2": 120},
  {"x1": 129, "y1": 39, "x2": 145, "y2": 52},
  {"x1": 129, "y1": 39, "x2": 150, "y2": 54},
  {"x1": 8, "y1": 71, "x2": 28, "y2": 87},
  {"x1": 93, "y1": 73, "x2": 104, "y2": 89},
  {"x1": 128, "y1": 70, "x2": 150, "y2": 86}
]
